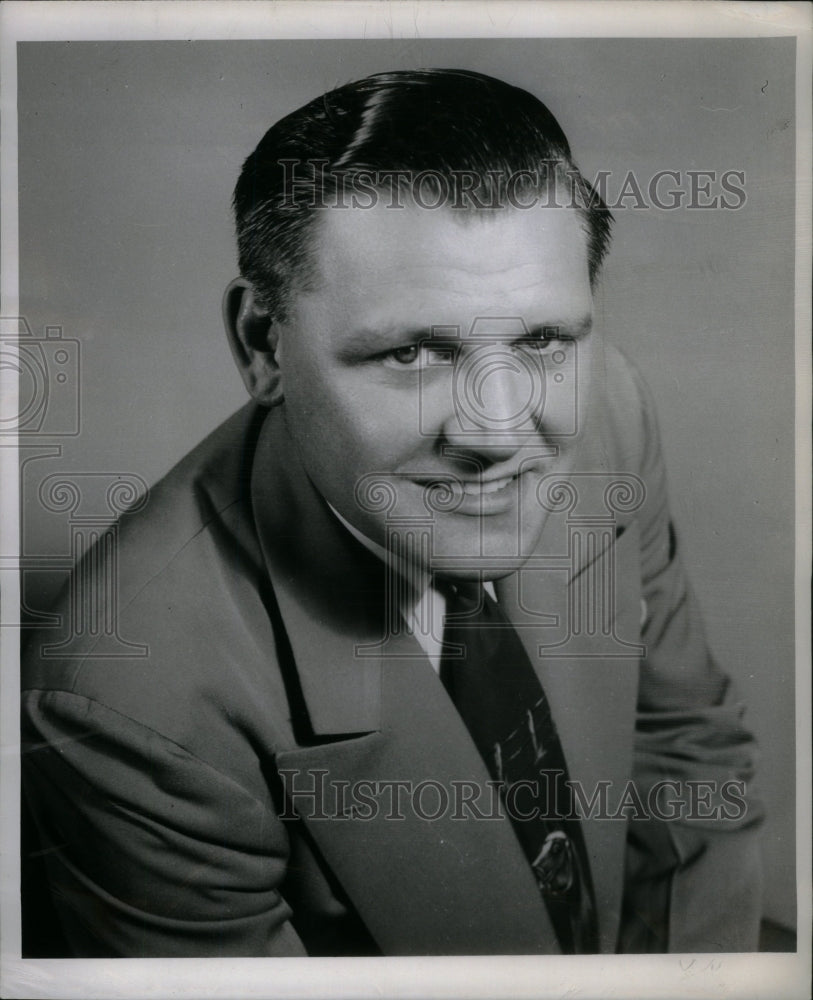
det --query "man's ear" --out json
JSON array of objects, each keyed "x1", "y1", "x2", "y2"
[{"x1": 222, "y1": 278, "x2": 284, "y2": 407}]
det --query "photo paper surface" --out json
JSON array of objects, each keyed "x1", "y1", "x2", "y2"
[{"x1": 1, "y1": 3, "x2": 810, "y2": 998}]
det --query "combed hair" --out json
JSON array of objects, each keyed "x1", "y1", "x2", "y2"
[{"x1": 233, "y1": 69, "x2": 613, "y2": 320}]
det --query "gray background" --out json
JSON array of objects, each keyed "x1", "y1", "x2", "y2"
[{"x1": 18, "y1": 38, "x2": 796, "y2": 930}]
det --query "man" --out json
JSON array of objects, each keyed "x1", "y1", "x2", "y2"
[{"x1": 21, "y1": 69, "x2": 763, "y2": 957}]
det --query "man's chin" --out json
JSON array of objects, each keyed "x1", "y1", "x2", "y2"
[{"x1": 423, "y1": 521, "x2": 547, "y2": 581}]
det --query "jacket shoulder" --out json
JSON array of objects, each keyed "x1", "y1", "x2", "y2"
[
  {"x1": 590, "y1": 343, "x2": 659, "y2": 475},
  {"x1": 114, "y1": 403, "x2": 266, "y2": 584},
  {"x1": 20, "y1": 403, "x2": 292, "y2": 767}
]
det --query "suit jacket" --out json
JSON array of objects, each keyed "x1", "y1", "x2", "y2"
[{"x1": 21, "y1": 346, "x2": 764, "y2": 957}]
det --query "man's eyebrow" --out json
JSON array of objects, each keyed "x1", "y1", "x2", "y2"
[
  {"x1": 340, "y1": 326, "x2": 431, "y2": 356},
  {"x1": 525, "y1": 315, "x2": 593, "y2": 340}
]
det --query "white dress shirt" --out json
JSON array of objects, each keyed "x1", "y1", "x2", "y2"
[{"x1": 329, "y1": 504, "x2": 495, "y2": 672}]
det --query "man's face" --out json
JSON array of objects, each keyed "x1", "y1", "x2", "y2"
[{"x1": 276, "y1": 201, "x2": 596, "y2": 579}]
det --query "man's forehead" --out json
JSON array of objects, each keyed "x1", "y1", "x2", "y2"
[
  {"x1": 288, "y1": 203, "x2": 593, "y2": 351},
  {"x1": 309, "y1": 201, "x2": 591, "y2": 290}
]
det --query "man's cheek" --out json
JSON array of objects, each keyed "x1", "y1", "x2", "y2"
[{"x1": 346, "y1": 405, "x2": 422, "y2": 462}]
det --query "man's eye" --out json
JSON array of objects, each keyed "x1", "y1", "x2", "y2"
[
  {"x1": 383, "y1": 343, "x2": 453, "y2": 367},
  {"x1": 390, "y1": 344, "x2": 420, "y2": 365},
  {"x1": 520, "y1": 332, "x2": 570, "y2": 351}
]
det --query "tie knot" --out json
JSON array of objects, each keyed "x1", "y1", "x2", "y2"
[{"x1": 436, "y1": 577, "x2": 484, "y2": 616}]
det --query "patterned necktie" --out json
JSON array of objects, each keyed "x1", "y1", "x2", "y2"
[{"x1": 439, "y1": 580, "x2": 599, "y2": 954}]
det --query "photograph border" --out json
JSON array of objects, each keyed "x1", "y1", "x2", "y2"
[{"x1": 1, "y1": 3, "x2": 810, "y2": 998}]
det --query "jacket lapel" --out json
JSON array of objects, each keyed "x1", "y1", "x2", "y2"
[
  {"x1": 274, "y1": 657, "x2": 559, "y2": 955},
  {"x1": 251, "y1": 404, "x2": 641, "y2": 954},
  {"x1": 251, "y1": 407, "x2": 384, "y2": 735},
  {"x1": 251, "y1": 407, "x2": 558, "y2": 954}
]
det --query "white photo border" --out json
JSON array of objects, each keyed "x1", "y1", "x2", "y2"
[{"x1": 1, "y1": 2, "x2": 810, "y2": 998}]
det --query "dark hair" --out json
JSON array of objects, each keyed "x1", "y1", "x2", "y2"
[{"x1": 233, "y1": 69, "x2": 612, "y2": 320}]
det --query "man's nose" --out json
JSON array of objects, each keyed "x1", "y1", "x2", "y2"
[{"x1": 440, "y1": 345, "x2": 543, "y2": 461}]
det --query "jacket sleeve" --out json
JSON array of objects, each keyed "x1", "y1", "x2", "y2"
[
  {"x1": 617, "y1": 362, "x2": 764, "y2": 953},
  {"x1": 22, "y1": 687, "x2": 307, "y2": 957}
]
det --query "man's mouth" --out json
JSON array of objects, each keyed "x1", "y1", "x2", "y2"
[
  {"x1": 410, "y1": 471, "x2": 526, "y2": 513},
  {"x1": 460, "y1": 474, "x2": 518, "y2": 496},
  {"x1": 411, "y1": 471, "x2": 524, "y2": 494}
]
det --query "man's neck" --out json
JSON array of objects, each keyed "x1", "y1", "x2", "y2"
[{"x1": 327, "y1": 502, "x2": 431, "y2": 598}]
